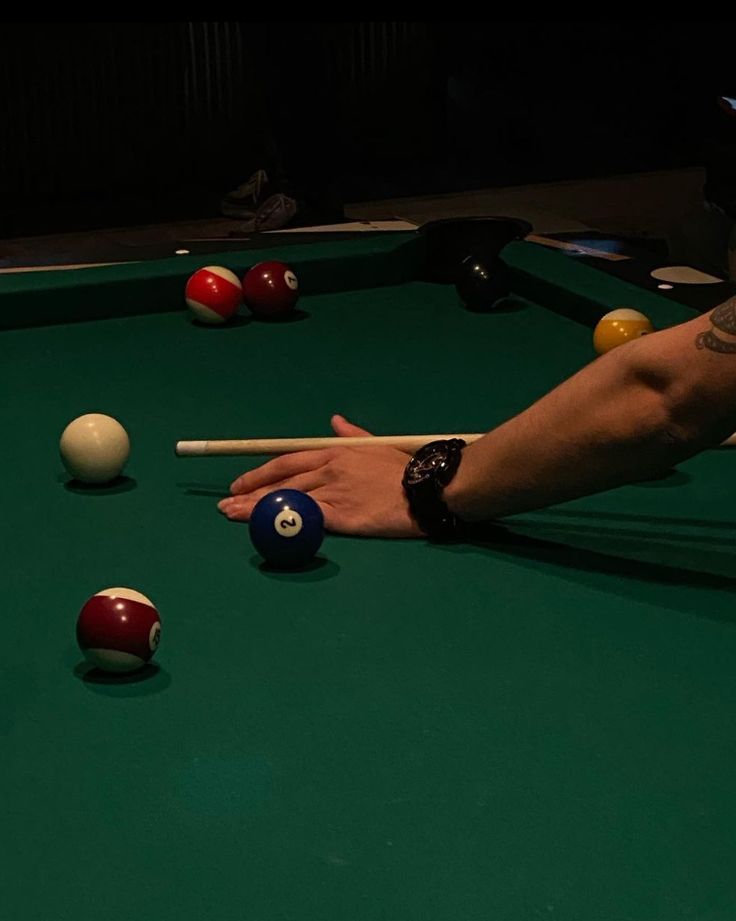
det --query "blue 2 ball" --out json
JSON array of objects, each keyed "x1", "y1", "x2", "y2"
[{"x1": 249, "y1": 489, "x2": 324, "y2": 568}]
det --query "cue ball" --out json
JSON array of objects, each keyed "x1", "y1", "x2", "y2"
[
  {"x1": 250, "y1": 489, "x2": 324, "y2": 568},
  {"x1": 455, "y1": 251, "x2": 511, "y2": 311},
  {"x1": 77, "y1": 587, "x2": 161, "y2": 673},
  {"x1": 185, "y1": 265, "x2": 242, "y2": 324},
  {"x1": 60, "y1": 413, "x2": 130, "y2": 484},
  {"x1": 593, "y1": 308, "x2": 654, "y2": 355},
  {"x1": 242, "y1": 261, "x2": 299, "y2": 318}
]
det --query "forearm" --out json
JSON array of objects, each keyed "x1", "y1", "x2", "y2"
[{"x1": 443, "y1": 334, "x2": 728, "y2": 522}]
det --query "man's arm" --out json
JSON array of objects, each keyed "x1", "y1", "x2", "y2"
[{"x1": 445, "y1": 299, "x2": 736, "y2": 521}]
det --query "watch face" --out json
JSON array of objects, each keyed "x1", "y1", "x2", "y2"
[{"x1": 405, "y1": 447, "x2": 447, "y2": 485}]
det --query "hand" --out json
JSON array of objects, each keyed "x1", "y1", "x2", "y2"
[{"x1": 217, "y1": 414, "x2": 423, "y2": 538}]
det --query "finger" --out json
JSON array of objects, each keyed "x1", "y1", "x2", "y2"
[
  {"x1": 221, "y1": 470, "x2": 328, "y2": 520},
  {"x1": 330, "y1": 413, "x2": 374, "y2": 438},
  {"x1": 238, "y1": 470, "x2": 328, "y2": 507},
  {"x1": 230, "y1": 450, "x2": 330, "y2": 495},
  {"x1": 218, "y1": 495, "x2": 253, "y2": 521}
]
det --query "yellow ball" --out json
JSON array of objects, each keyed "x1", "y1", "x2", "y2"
[
  {"x1": 593, "y1": 308, "x2": 654, "y2": 355},
  {"x1": 60, "y1": 413, "x2": 130, "y2": 484}
]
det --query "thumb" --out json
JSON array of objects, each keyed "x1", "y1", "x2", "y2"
[{"x1": 331, "y1": 413, "x2": 374, "y2": 438}]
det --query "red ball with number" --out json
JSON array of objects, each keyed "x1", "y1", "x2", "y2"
[
  {"x1": 242, "y1": 261, "x2": 299, "y2": 318},
  {"x1": 77, "y1": 587, "x2": 162, "y2": 673}
]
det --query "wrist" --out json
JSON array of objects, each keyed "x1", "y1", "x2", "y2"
[
  {"x1": 441, "y1": 473, "x2": 466, "y2": 517},
  {"x1": 441, "y1": 462, "x2": 477, "y2": 520},
  {"x1": 402, "y1": 439, "x2": 466, "y2": 539}
]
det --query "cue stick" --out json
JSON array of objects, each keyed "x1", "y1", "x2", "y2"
[
  {"x1": 177, "y1": 430, "x2": 736, "y2": 456},
  {"x1": 176, "y1": 434, "x2": 484, "y2": 456}
]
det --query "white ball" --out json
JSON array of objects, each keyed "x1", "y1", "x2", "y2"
[{"x1": 60, "y1": 413, "x2": 130, "y2": 484}]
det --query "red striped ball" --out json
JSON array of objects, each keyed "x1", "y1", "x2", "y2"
[{"x1": 77, "y1": 587, "x2": 161, "y2": 673}]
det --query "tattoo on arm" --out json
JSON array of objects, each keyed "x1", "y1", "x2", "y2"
[{"x1": 696, "y1": 298, "x2": 736, "y2": 353}]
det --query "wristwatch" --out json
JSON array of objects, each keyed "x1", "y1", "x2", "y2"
[{"x1": 402, "y1": 438, "x2": 467, "y2": 538}]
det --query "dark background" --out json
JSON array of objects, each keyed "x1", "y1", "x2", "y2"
[{"x1": 0, "y1": 21, "x2": 732, "y2": 237}]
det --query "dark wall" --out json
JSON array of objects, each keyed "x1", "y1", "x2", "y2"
[{"x1": 0, "y1": 21, "x2": 732, "y2": 236}]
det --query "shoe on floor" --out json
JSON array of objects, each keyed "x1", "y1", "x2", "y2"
[
  {"x1": 254, "y1": 193, "x2": 299, "y2": 231},
  {"x1": 220, "y1": 169, "x2": 272, "y2": 219}
]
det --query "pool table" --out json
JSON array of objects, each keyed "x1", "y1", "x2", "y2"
[{"x1": 2, "y1": 231, "x2": 736, "y2": 921}]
